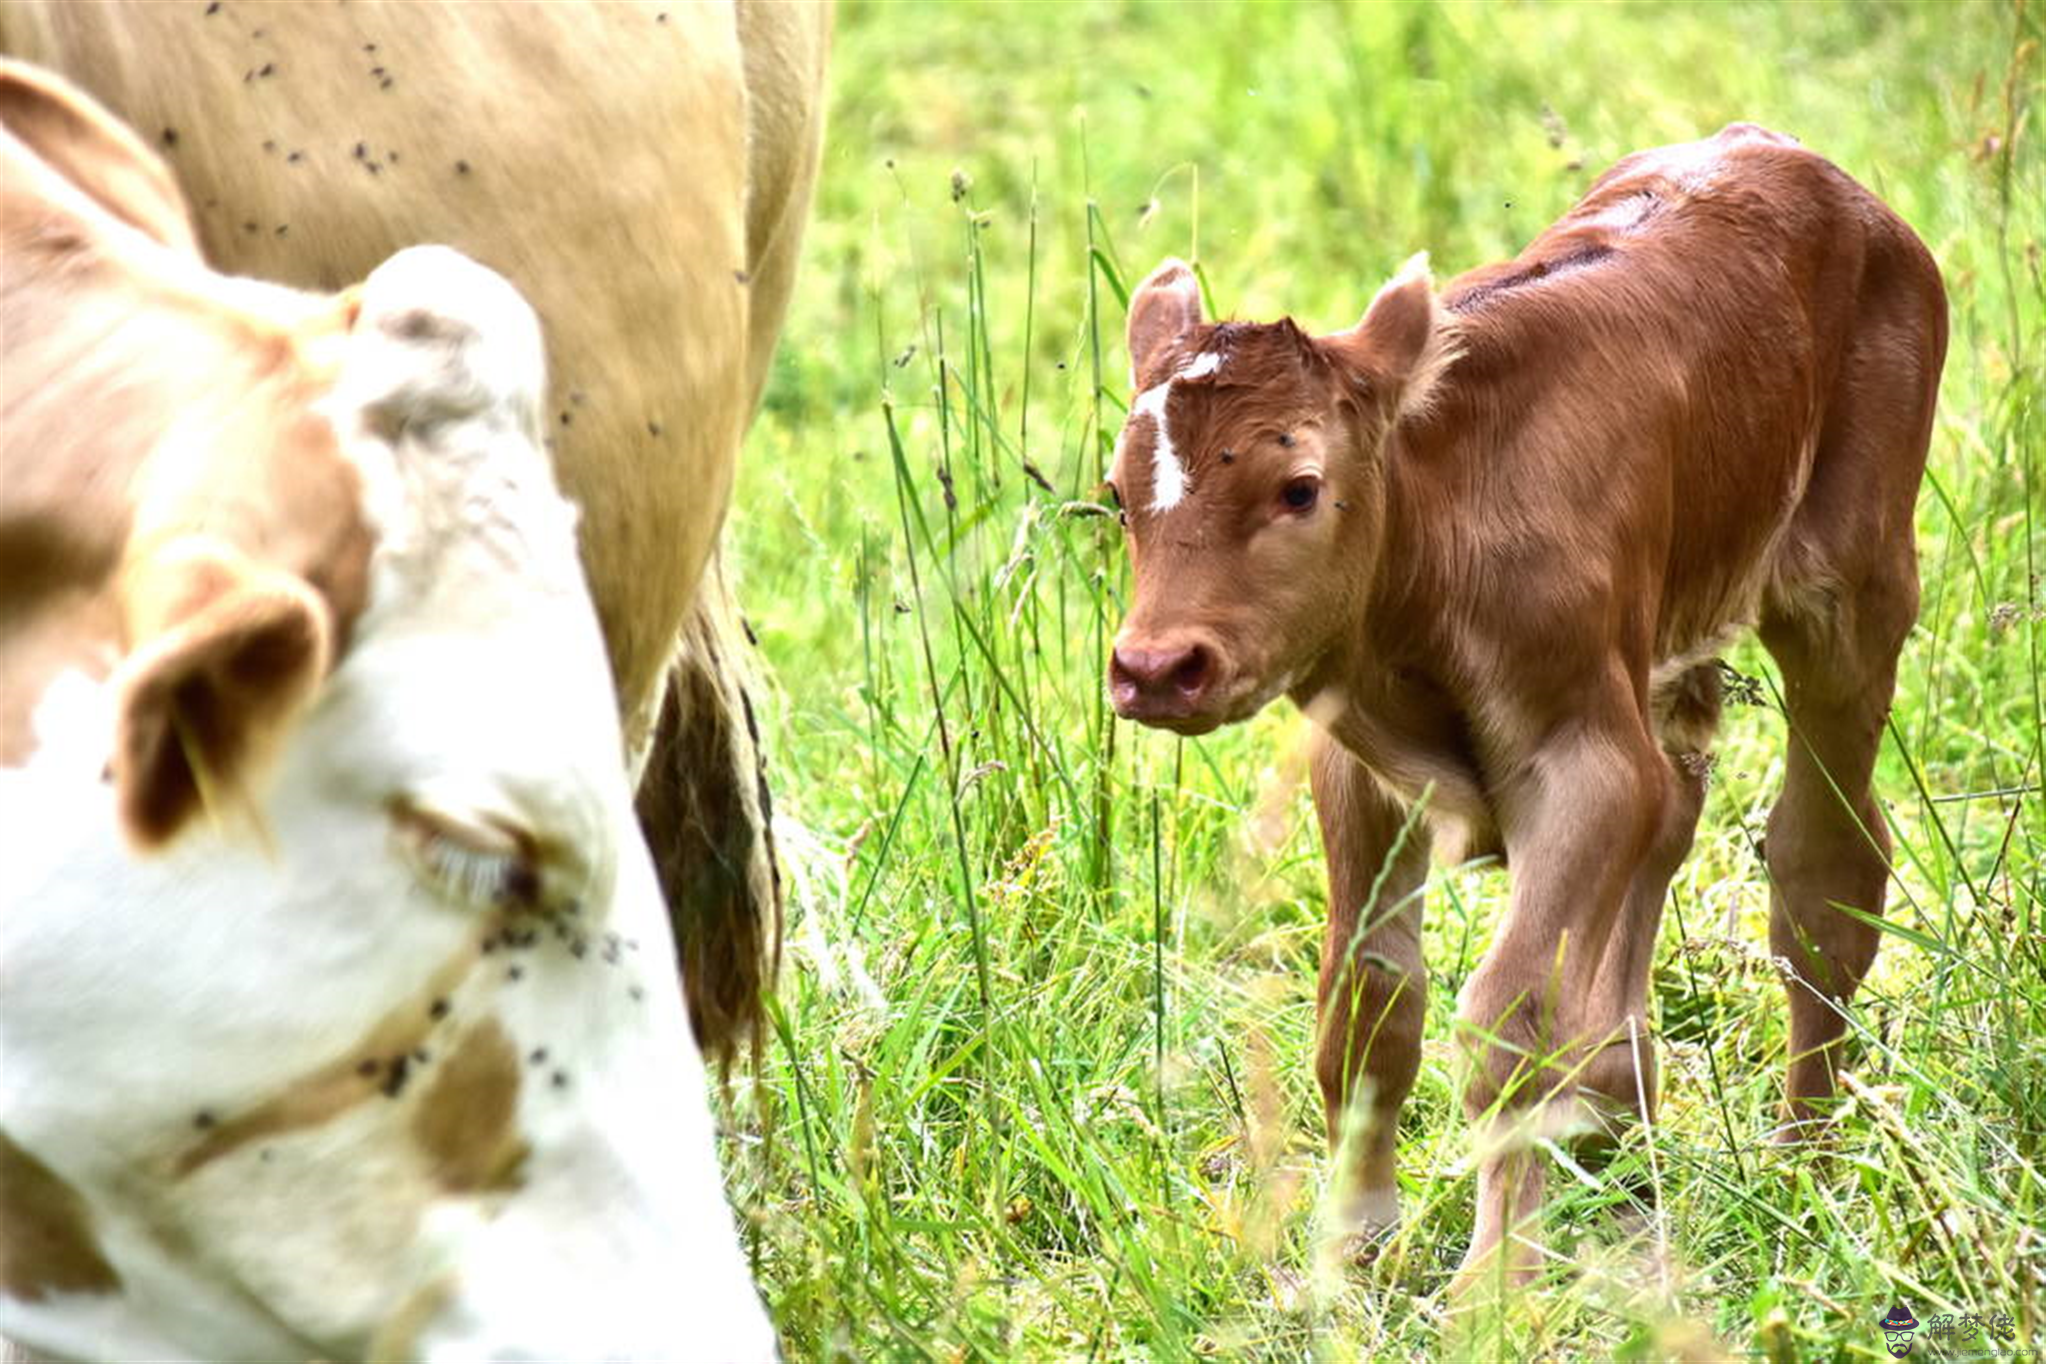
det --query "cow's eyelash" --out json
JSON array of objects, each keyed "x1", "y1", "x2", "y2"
[
  {"x1": 416, "y1": 832, "x2": 526, "y2": 906},
  {"x1": 395, "y1": 804, "x2": 541, "y2": 909}
]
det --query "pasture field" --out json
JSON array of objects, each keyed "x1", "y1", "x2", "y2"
[{"x1": 726, "y1": 1, "x2": 2043, "y2": 1358}]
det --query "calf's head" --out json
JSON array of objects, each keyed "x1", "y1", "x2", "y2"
[{"x1": 1106, "y1": 257, "x2": 1455, "y2": 734}]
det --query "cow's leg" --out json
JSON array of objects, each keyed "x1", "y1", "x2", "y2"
[
  {"x1": 1310, "y1": 731, "x2": 1428, "y2": 1250},
  {"x1": 1577, "y1": 662, "x2": 1723, "y2": 1139},
  {"x1": 1452, "y1": 706, "x2": 1667, "y2": 1292},
  {"x1": 635, "y1": 552, "x2": 782, "y2": 1071},
  {"x1": 1757, "y1": 579, "x2": 1913, "y2": 1128}
]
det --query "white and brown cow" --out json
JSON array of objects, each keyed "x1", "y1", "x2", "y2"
[
  {"x1": 1106, "y1": 125, "x2": 1946, "y2": 1292},
  {"x1": 0, "y1": 0, "x2": 834, "y2": 1059},
  {"x1": 1, "y1": 61, "x2": 772, "y2": 1360}
]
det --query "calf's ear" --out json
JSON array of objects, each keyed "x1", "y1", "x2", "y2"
[
  {"x1": 1325, "y1": 253, "x2": 1458, "y2": 420},
  {"x1": 1126, "y1": 258, "x2": 1203, "y2": 386},
  {"x1": 111, "y1": 539, "x2": 331, "y2": 849}
]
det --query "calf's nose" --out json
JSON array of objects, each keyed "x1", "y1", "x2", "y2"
[{"x1": 1110, "y1": 640, "x2": 1212, "y2": 716}]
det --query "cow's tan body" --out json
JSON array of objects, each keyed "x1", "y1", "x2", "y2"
[
  {"x1": 1, "y1": 0, "x2": 831, "y2": 1053},
  {"x1": 1109, "y1": 125, "x2": 1947, "y2": 1292}
]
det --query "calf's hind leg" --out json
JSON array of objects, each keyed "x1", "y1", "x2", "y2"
[
  {"x1": 1757, "y1": 219, "x2": 1941, "y2": 1126},
  {"x1": 1758, "y1": 254, "x2": 1940, "y2": 1125},
  {"x1": 1758, "y1": 575, "x2": 1914, "y2": 1126},
  {"x1": 1311, "y1": 732, "x2": 1428, "y2": 1246}
]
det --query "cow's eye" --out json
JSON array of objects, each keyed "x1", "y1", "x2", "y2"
[
  {"x1": 1280, "y1": 476, "x2": 1320, "y2": 513},
  {"x1": 394, "y1": 801, "x2": 542, "y2": 910}
]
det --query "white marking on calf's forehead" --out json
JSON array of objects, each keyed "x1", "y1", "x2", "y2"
[
  {"x1": 1131, "y1": 348, "x2": 1228, "y2": 512},
  {"x1": 1130, "y1": 382, "x2": 1184, "y2": 512}
]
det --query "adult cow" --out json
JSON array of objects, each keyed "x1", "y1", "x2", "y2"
[
  {"x1": 1105, "y1": 126, "x2": 1946, "y2": 1292},
  {"x1": 0, "y1": 0, "x2": 833, "y2": 1059},
  {"x1": 1, "y1": 61, "x2": 773, "y2": 1360}
]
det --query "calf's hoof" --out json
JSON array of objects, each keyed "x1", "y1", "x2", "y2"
[
  {"x1": 1320, "y1": 1185, "x2": 1401, "y2": 1269},
  {"x1": 1448, "y1": 1235, "x2": 1542, "y2": 1305}
]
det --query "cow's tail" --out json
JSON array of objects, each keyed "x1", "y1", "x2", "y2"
[{"x1": 635, "y1": 548, "x2": 782, "y2": 1073}]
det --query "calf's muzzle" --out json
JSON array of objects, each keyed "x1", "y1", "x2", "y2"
[{"x1": 1109, "y1": 635, "x2": 1217, "y2": 726}]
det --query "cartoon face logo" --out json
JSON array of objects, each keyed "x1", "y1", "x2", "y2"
[{"x1": 1879, "y1": 1305, "x2": 1919, "y2": 1357}]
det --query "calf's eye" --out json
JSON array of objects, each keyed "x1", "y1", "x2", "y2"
[
  {"x1": 1280, "y1": 477, "x2": 1320, "y2": 512},
  {"x1": 1101, "y1": 481, "x2": 1127, "y2": 526}
]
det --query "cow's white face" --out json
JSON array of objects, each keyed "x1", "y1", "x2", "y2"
[{"x1": 0, "y1": 249, "x2": 775, "y2": 1361}]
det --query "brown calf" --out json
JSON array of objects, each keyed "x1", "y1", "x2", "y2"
[{"x1": 1106, "y1": 124, "x2": 1946, "y2": 1289}]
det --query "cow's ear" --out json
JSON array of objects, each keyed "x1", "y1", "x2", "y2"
[
  {"x1": 112, "y1": 539, "x2": 331, "y2": 849},
  {"x1": 0, "y1": 59, "x2": 199, "y2": 254},
  {"x1": 1127, "y1": 258, "x2": 1204, "y2": 386},
  {"x1": 1324, "y1": 253, "x2": 1459, "y2": 420}
]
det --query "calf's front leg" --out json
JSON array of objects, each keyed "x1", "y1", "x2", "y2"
[
  {"x1": 1452, "y1": 722, "x2": 1668, "y2": 1293},
  {"x1": 1311, "y1": 732, "x2": 1428, "y2": 1250}
]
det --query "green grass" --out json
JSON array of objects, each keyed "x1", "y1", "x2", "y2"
[{"x1": 723, "y1": 1, "x2": 2044, "y2": 1358}]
